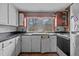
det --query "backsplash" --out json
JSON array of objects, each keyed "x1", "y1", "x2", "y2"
[
  {"x1": 55, "y1": 26, "x2": 66, "y2": 32},
  {"x1": 0, "y1": 25, "x2": 16, "y2": 33}
]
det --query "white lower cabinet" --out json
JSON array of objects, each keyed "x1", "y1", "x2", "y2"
[
  {"x1": 15, "y1": 36, "x2": 21, "y2": 56},
  {"x1": 41, "y1": 38, "x2": 50, "y2": 52},
  {"x1": 0, "y1": 36, "x2": 21, "y2": 56},
  {"x1": 22, "y1": 35, "x2": 56, "y2": 53},
  {"x1": 49, "y1": 36, "x2": 57, "y2": 52},
  {"x1": 31, "y1": 36, "x2": 41, "y2": 52},
  {"x1": 3, "y1": 38, "x2": 15, "y2": 56},
  {"x1": 41, "y1": 36, "x2": 56, "y2": 52},
  {"x1": 0, "y1": 35, "x2": 57, "y2": 56},
  {"x1": 0, "y1": 42, "x2": 3, "y2": 56},
  {"x1": 22, "y1": 36, "x2": 41, "y2": 52},
  {"x1": 22, "y1": 36, "x2": 31, "y2": 52}
]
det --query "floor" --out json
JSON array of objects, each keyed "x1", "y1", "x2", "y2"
[{"x1": 19, "y1": 52, "x2": 59, "y2": 56}]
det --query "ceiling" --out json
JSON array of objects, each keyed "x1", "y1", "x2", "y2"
[{"x1": 14, "y1": 3, "x2": 71, "y2": 12}]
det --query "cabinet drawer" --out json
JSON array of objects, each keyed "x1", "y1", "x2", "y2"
[
  {"x1": 50, "y1": 36, "x2": 56, "y2": 39},
  {"x1": 3, "y1": 38, "x2": 15, "y2": 48},
  {"x1": 22, "y1": 35, "x2": 30, "y2": 38},
  {"x1": 31, "y1": 36, "x2": 41, "y2": 39}
]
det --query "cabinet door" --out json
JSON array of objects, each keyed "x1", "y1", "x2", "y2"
[
  {"x1": 15, "y1": 36, "x2": 21, "y2": 56},
  {"x1": 16, "y1": 9, "x2": 18, "y2": 26},
  {"x1": 0, "y1": 3, "x2": 8, "y2": 25},
  {"x1": 9, "y1": 4, "x2": 17, "y2": 26},
  {"x1": 3, "y1": 38, "x2": 15, "y2": 56},
  {"x1": 50, "y1": 36, "x2": 57, "y2": 52},
  {"x1": 0, "y1": 42, "x2": 3, "y2": 56},
  {"x1": 22, "y1": 36, "x2": 31, "y2": 52},
  {"x1": 31, "y1": 36, "x2": 41, "y2": 52},
  {"x1": 41, "y1": 38, "x2": 50, "y2": 52},
  {"x1": 19, "y1": 13, "x2": 24, "y2": 26}
]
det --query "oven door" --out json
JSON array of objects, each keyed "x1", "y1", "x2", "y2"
[{"x1": 57, "y1": 36, "x2": 70, "y2": 56}]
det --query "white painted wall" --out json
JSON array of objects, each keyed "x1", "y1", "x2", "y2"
[
  {"x1": 70, "y1": 3, "x2": 79, "y2": 56},
  {"x1": 0, "y1": 25, "x2": 16, "y2": 33},
  {"x1": 70, "y1": 3, "x2": 79, "y2": 32}
]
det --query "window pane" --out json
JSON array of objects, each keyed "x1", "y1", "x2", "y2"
[{"x1": 27, "y1": 17, "x2": 54, "y2": 32}]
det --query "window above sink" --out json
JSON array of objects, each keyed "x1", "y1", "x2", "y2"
[{"x1": 27, "y1": 17, "x2": 55, "y2": 33}]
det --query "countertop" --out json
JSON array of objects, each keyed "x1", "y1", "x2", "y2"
[
  {"x1": 0, "y1": 32, "x2": 70, "y2": 42},
  {"x1": 0, "y1": 32, "x2": 25, "y2": 42},
  {"x1": 23, "y1": 33, "x2": 70, "y2": 38},
  {"x1": 56, "y1": 33, "x2": 70, "y2": 40},
  {"x1": 23, "y1": 33, "x2": 57, "y2": 36}
]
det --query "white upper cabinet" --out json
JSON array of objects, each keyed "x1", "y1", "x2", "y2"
[
  {"x1": 16, "y1": 10, "x2": 19, "y2": 26},
  {"x1": 0, "y1": 3, "x2": 18, "y2": 26},
  {"x1": 19, "y1": 13, "x2": 24, "y2": 26},
  {"x1": 9, "y1": 4, "x2": 18, "y2": 26},
  {"x1": 0, "y1": 4, "x2": 8, "y2": 25}
]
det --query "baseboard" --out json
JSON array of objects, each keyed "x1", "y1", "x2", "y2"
[
  {"x1": 18, "y1": 52, "x2": 59, "y2": 56},
  {"x1": 18, "y1": 52, "x2": 22, "y2": 56}
]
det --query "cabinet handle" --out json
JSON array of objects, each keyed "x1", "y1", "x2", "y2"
[
  {"x1": 48, "y1": 36, "x2": 49, "y2": 38},
  {"x1": 2, "y1": 43, "x2": 4, "y2": 48},
  {"x1": 41, "y1": 36, "x2": 43, "y2": 38},
  {"x1": 9, "y1": 41, "x2": 12, "y2": 44}
]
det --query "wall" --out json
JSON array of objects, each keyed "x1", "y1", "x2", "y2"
[
  {"x1": 25, "y1": 12, "x2": 54, "y2": 17},
  {"x1": 0, "y1": 25, "x2": 16, "y2": 33},
  {"x1": 55, "y1": 12, "x2": 70, "y2": 32},
  {"x1": 70, "y1": 3, "x2": 79, "y2": 56},
  {"x1": 70, "y1": 3, "x2": 79, "y2": 32},
  {"x1": 56, "y1": 14, "x2": 64, "y2": 26}
]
